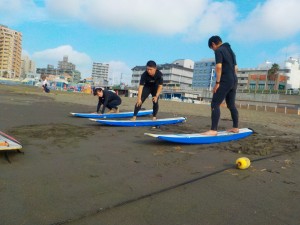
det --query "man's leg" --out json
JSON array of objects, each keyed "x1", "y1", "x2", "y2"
[
  {"x1": 151, "y1": 88, "x2": 159, "y2": 120},
  {"x1": 225, "y1": 84, "x2": 239, "y2": 132},
  {"x1": 107, "y1": 99, "x2": 121, "y2": 113},
  {"x1": 201, "y1": 85, "x2": 228, "y2": 135}
]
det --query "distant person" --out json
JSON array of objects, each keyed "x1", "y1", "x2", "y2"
[
  {"x1": 131, "y1": 60, "x2": 163, "y2": 121},
  {"x1": 202, "y1": 35, "x2": 239, "y2": 135},
  {"x1": 41, "y1": 75, "x2": 50, "y2": 93},
  {"x1": 94, "y1": 88, "x2": 122, "y2": 114}
]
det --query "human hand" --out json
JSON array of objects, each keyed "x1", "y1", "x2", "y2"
[
  {"x1": 152, "y1": 96, "x2": 158, "y2": 103},
  {"x1": 136, "y1": 99, "x2": 142, "y2": 107},
  {"x1": 213, "y1": 84, "x2": 220, "y2": 93}
]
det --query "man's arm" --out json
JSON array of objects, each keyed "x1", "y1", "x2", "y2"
[
  {"x1": 153, "y1": 85, "x2": 163, "y2": 103},
  {"x1": 215, "y1": 63, "x2": 222, "y2": 82},
  {"x1": 213, "y1": 63, "x2": 222, "y2": 93},
  {"x1": 136, "y1": 85, "x2": 144, "y2": 106},
  {"x1": 96, "y1": 98, "x2": 102, "y2": 113}
]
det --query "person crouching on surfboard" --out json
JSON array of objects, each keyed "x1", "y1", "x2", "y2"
[
  {"x1": 93, "y1": 87, "x2": 122, "y2": 114},
  {"x1": 131, "y1": 60, "x2": 163, "y2": 121}
]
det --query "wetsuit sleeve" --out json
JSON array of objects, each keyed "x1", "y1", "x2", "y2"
[
  {"x1": 139, "y1": 72, "x2": 146, "y2": 85},
  {"x1": 215, "y1": 49, "x2": 223, "y2": 64},
  {"x1": 101, "y1": 92, "x2": 110, "y2": 114},
  {"x1": 96, "y1": 97, "x2": 102, "y2": 113},
  {"x1": 158, "y1": 73, "x2": 163, "y2": 85},
  {"x1": 232, "y1": 51, "x2": 237, "y2": 66}
]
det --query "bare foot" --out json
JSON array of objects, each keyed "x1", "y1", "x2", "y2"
[
  {"x1": 152, "y1": 117, "x2": 157, "y2": 121},
  {"x1": 227, "y1": 128, "x2": 239, "y2": 133},
  {"x1": 130, "y1": 116, "x2": 137, "y2": 121},
  {"x1": 200, "y1": 130, "x2": 218, "y2": 136}
]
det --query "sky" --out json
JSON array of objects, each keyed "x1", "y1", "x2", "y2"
[{"x1": 1, "y1": 0, "x2": 300, "y2": 84}]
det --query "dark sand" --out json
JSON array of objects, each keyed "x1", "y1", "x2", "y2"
[{"x1": 1, "y1": 85, "x2": 300, "y2": 225}]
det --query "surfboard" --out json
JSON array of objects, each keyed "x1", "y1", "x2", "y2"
[
  {"x1": 70, "y1": 109, "x2": 153, "y2": 119},
  {"x1": 90, "y1": 117, "x2": 186, "y2": 127},
  {"x1": 144, "y1": 128, "x2": 253, "y2": 144},
  {"x1": 0, "y1": 131, "x2": 22, "y2": 151}
]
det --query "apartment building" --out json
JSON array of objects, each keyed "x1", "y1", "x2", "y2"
[
  {"x1": 21, "y1": 55, "x2": 36, "y2": 79},
  {"x1": 58, "y1": 56, "x2": 76, "y2": 71},
  {"x1": 0, "y1": 25, "x2": 22, "y2": 79},
  {"x1": 192, "y1": 58, "x2": 215, "y2": 90},
  {"x1": 92, "y1": 62, "x2": 109, "y2": 86}
]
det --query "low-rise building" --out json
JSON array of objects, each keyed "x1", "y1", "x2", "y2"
[{"x1": 131, "y1": 59, "x2": 194, "y2": 90}]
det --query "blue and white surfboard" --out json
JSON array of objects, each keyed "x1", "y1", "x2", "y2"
[
  {"x1": 70, "y1": 109, "x2": 153, "y2": 119},
  {"x1": 144, "y1": 128, "x2": 253, "y2": 144},
  {"x1": 90, "y1": 117, "x2": 186, "y2": 127}
]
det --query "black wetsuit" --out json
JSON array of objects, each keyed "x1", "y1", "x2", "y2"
[
  {"x1": 133, "y1": 70, "x2": 163, "y2": 117},
  {"x1": 211, "y1": 43, "x2": 239, "y2": 130},
  {"x1": 97, "y1": 90, "x2": 122, "y2": 114}
]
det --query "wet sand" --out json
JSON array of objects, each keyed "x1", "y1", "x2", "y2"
[{"x1": 0, "y1": 85, "x2": 300, "y2": 225}]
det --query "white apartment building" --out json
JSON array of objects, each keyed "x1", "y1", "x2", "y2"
[
  {"x1": 92, "y1": 62, "x2": 109, "y2": 86},
  {"x1": 0, "y1": 24, "x2": 22, "y2": 78},
  {"x1": 284, "y1": 57, "x2": 300, "y2": 89},
  {"x1": 21, "y1": 55, "x2": 36, "y2": 79},
  {"x1": 131, "y1": 59, "x2": 194, "y2": 89},
  {"x1": 192, "y1": 58, "x2": 215, "y2": 90}
]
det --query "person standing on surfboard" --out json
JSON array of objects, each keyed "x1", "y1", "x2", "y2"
[
  {"x1": 202, "y1": 36, "x2": 239, "y2": 136},
  {"x1": 94, "y1": 88, "x2": 122, "y2": 114},
  {"x1": 131, "y1": 60, "x2": 163, "y2": 121}
]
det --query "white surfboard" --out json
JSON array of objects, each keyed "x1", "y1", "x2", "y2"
[{"x1": 0, "y1": 131, "x2": 22, "y2": 151}]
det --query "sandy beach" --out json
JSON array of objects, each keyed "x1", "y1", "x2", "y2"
[{"x1": 1, "y1": 84, "x2": 300, "y2": 225}]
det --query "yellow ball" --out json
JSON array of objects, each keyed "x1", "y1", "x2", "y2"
[{"x1": 236, "y1": 157, "x2": 251, "y2": 169}]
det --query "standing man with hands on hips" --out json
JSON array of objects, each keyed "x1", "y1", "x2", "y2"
[
  {"x1": 201, "y1": 35, "x2": 239, "y2": 136},
  {"x1": 131, "y1": 60, "x2": 163, "y2": 121}
]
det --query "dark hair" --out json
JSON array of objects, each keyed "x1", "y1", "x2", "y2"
[
  {"x1": 146, "y1": 60, "x2": 157, "y2": 68},
  {"x1": 93, "y1": 87, "x2": 102, "y2": 96},
  {"x1": 208, "y1": 35, "x2": 222, "y2": 48}
]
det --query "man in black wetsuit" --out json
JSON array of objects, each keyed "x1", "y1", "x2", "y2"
[
  {"x1": 202, "y1": 36, "x2": 239, "y2": 136},
  {"x1": 94, "y1": 88, "x2": 122, "y2": 114},
  {"x1": 131, "y1": 60, "x2": 163, "y2": 121}
]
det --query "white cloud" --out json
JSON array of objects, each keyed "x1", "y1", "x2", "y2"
[
  {"x1": 0, "y1": 0, "x2": 46, "y2": 25},
  {"x1": 185, "y1": 1, "x2": 237, "y2": 41},
  {"x1": 104, "y1": 61, "x2": 132, "y2": 85},
  {"x1": 230, "y1": 0, "x2": 300, "y2": 41},
  {"x1": 30, "y1": 46, "x2": 133, "y2": 81},
  {"x1": 279, "y1": 43, "x2": 300, "y2": 57},
  {"x1": 32, "y1": 45, "x2": 93, "y2": 77},
  {"x1": 45, "y1": 0, "x2": 209, "y2": 35}
]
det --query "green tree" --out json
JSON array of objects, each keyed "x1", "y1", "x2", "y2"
[
  {"x1": 267, "y1": 63, "x2": 280, "y2": 90},
  {"x1": 268, "y1": 63, "x2": 279, "y2": 75}
]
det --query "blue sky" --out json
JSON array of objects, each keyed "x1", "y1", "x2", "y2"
[{"x1": 1, "y1": 0, "x2": 300, "y2": 84}]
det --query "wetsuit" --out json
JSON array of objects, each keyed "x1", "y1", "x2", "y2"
[
  {"x1": 133, "y1": 70, "x2": 163, "y2": 117},
  {"x1": 211, "y1": 43, "x2": 239, "y2": 130},
  {"x1": 97, "y1": 90, "x2": 122, "y2": 114}
]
